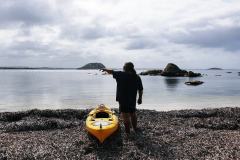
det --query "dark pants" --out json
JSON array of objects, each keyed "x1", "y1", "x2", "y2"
[
  {"x1": 119, "y1": 102, "x2": 136, "y2": 113},
  {"x1": 119, "y1": 102, "x2": 137, "y2": 134}
]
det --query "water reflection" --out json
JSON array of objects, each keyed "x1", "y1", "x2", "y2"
[
  {"x1": 1, "y1": 70, "x2": 240, "y2": 112},
  {"x1": 164, "y1": 78, "x2": 180, "y2": 90}
]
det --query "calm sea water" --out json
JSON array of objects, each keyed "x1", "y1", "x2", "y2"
[{"x1": 0, "y1": 69, "x2": 239, "y2": 112}]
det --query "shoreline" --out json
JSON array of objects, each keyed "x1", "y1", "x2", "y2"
[
  {"x1": 1, "y1": 104, "x2": 240, "y2": 113},
  {"x1": 0, "y1": 107, "x2": 239, "y2": 159}
]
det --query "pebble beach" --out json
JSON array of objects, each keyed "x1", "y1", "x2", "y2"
[{"x1": 0, "y1": 107, "x2": 239, "y2": 160}]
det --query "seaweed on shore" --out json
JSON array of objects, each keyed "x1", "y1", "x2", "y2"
[
  {"x1": 0, "y1": 107, "x2": 240, "y2": 159},
  {"x1": 0, "y1": 109, "x2": 87, "y2": 122}
]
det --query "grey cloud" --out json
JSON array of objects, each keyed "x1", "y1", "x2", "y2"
[
  {"x1": 125, "y1": 38, "x2": 157, "y2": 50},
  {"x1": 168, "y1": 12, "x2": 240, "y2": 51},
  {"x1": 1, "y1": 0, "x2": 240, "y2": 69},
  {"x1": 79, "y1": 25, "x2": 112, "y2": 40},
  {"x1": 0, "y1": 44, "x2": 103, "y2": 67},
  {"x1": 0, "y1": 38, "x2": 101, "y2": 61},
  {"x1": 61, "y1": 21, "x2": 142, "y2": 41},
  {"x1": 10, "y1": 41, "x2": 50, "y2": 52},
  {"x1": 0, "y1": 0, "x2": 58, "y2": 27},
  {"x1": 0, "y1": 40, "x2": 56, "y2": 59},
  {"x1": 171, "y1": 26, "x2": 240, "y2": 51},
  {"x1": 61, "y1": 24, "x2": 113, "y2": 40}
]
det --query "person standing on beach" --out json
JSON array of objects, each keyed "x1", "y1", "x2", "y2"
[{"x1": 101, "y1": 62, "x2": 143, "y2": 134}]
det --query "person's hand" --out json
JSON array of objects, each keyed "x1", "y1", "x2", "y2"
[
  {"x1": 137, "y1": 98, "x2": 142, "y2": 105},
  {"x1": 100, "y1": 68, "x2": 107, "y2": 72},
  {"x1": 100, "y1": 68, "x2": 113, "y2": 74}
]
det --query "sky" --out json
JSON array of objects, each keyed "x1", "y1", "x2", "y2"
[{"x1": 0, "y1": 0, "x2": 240, "y2": 69}]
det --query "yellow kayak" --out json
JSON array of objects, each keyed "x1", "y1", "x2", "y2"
[{"x1": 86, "y1": 104, "x2": 119, "y2": 143}]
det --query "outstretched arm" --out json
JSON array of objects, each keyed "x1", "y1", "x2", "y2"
[{"x1": 100, "y1": 68, "x2": 113, "y2": 74}]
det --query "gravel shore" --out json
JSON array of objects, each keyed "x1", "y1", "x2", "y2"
[{"x1": 0, "y1": 107, "x2": 239, "y2": 160}]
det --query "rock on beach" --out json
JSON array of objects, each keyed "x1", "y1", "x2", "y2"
[{"x1": 0, "y1": 107, "x2": 239, "y2": 159}]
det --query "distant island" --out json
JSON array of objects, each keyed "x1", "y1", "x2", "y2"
[
  {"x1": 0, "y1": 63, "x2": 106, "y2": 70},
  {"x1": 77, "y1": 63, "x2": 105, "y2": 70},
  {"x1": 208, "y1": 68, "x2": 223, "y2": 70},
  {"x1": 0, "y1": 67, "x2": 76, "y2": 70}
]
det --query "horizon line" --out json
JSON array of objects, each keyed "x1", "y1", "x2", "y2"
[{"x1": 0, "y1": 66, "x2": 240, "y2": 70}]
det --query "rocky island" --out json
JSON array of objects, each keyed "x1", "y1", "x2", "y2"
[
  {"x1": 140, "y1": 63, "x2": 201, "y2": 77},
  {"x1": 0, "y1": 107, "x2": 239, "y2": 159},
  {"x1": 208, "y1": 68, "x2": 223, "y2": 70},
  {"x1": 139, "y1": 69, "x2": 162, "y2": 76},
  {"x1": 77, "y1": 63, "x2": 106, "y2": 70}
]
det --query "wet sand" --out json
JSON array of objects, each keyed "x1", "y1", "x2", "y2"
[{"x1": 0, "y1": 107, "x2": 239, "y2": 159}]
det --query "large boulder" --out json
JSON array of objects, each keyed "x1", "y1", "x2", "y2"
[
  {"x1": 161, "y1": 63, "x2": 201, "y2": 77},
  {"x1": 161, "y1": 63, "x2": 187, "y2": 77},
  {"x1": 78, "y1": 63, "x2": 105, "y2": 70},
  {"x1": 139, "y1": 70, "x2": 162, "y2": 76},
  {"x1": 163, "y1": 63, "x2": 182, "y2": 73}
]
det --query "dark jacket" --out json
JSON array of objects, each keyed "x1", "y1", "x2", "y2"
[{"x1": 113, "y1": 71, "x2": 143, "y2": 106}]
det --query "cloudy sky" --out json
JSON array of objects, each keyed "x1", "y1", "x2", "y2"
[{"x1": 0, "y1": 0, "x2": 240, "y2": 69}]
